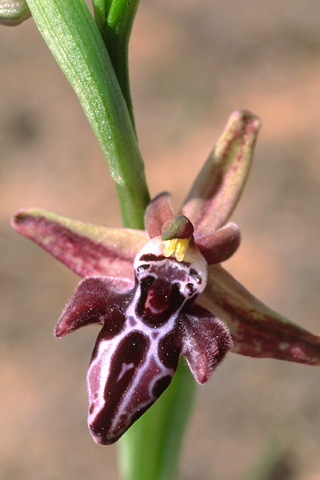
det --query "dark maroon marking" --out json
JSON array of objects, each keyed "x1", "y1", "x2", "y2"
[
  {"x1": 140, "y1": 253, "x2": 191, "y2": 270},
  {"x1": 89, "y1": 331, "x2": 149, "y2": 444},
  {"x1": 123, "y1": 356, "x2": 162, "y2": 419},
  {"x1": 135, "y1": 277, "x2": 185, "y2": 327},
  {"x1": 186, "y1": 282, "x2": 196, "y2": 295},
  {"x1": 100, "y1": 309, "x2": 126, "y2": 340},
  {"x1": 137, "y1": 264, "x2": 150, "y2": 273},
  {"x1": 158, "y1": 328, "x2": 182, "y2": 369},
  {"x1": 153, "y1": 375, "x2": 173, "y2": 397},
  {"x1": 140, "y1": 254, "x2": 166, "y2": 262},
  {"x1": 190, "y1": 268, "x2": 202, "y2": 284}
]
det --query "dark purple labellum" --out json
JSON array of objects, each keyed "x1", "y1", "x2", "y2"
[
  {"x1": 88, "y1": 330, "x2": 149, "y2": 444},
  {"x1": 135, "y1": 276, "x2": 185, "y2": 327},
  {"x1": 56, "y1": 236, "x2": 231, "y2": 444}
]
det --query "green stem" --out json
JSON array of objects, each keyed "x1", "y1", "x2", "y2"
[
  {"x1": 26, "y1": 0, "x2": 149, "y2": 228},
  {"x1": 91, "y1": 0, "x2": 112, "y2": 30},
  {"x1": 92, "y1": 0, "x2": 140, "y2": 132}
]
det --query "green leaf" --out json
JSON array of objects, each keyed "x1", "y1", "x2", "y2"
[
  {"x1": 102, "y1": 0, "x2": 140, "y2": 131},
  {"x1": 26, "y1": 0, "x2": 149, "y2": 228},
  {"x1": 91, "y1": 0, "x2": 111, "y2": 31},
  {"x1": 119, "y1": 359, "x2": 196, "y2": 480}
]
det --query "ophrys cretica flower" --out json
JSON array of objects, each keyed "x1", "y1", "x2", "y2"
[{"x1": 12, "y1": 110, "x2": 320, "y2": 444}]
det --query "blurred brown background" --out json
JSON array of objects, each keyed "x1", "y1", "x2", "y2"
[{"x1": 1, "y1": 1, "x2": 320, "y2": 479}]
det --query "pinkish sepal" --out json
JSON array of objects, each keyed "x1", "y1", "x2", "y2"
[
  {"x1": 11, "y1": 208, "x2": 147, "y2": 281},
  {"x1": 200, "y1": 265, "x2": 320, "y2": 365},
  {"x1": 181, "y1": 110, "x2": 260, "y2": 235}
]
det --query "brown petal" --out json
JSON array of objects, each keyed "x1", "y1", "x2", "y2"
[
  {"x1": 144, "y1": 191, "x2": 174, "y2": 238},
  {"x1": 55, "y1": 276, "x2": 133, "y2": 337},
  {"x1": 12, "y1": 209, "x2": 147, "y2": 280},
  {"x1": 199, "y1": 265, "x2": 320, "y2": 365},
  {"x1": 179, "y1": 304, "x2": 232, "y2": 384},
  {"x1": 196, "y1": 222, "x2": 241, "y2": 264},
  {"x1": 181, "y1": 110, "x2": 260, "y2": 235}
]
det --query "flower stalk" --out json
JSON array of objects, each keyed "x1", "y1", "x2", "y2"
[{"x1": 92, "y1": 0, "x2": 140, "y2": 132}]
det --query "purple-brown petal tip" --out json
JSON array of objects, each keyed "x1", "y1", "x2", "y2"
[
  {"x1": 196, "y1": 222, "x2": 241, "y2": 264},
  {"x1": 180, "y1": 304, "x2": 232, "y2": 384},
  {"x1": 144, "y1": 191, "x2": 175, "y2": 238},
  {"x1": 55, "y1": 276, "x2": 132, "y2": 337}
]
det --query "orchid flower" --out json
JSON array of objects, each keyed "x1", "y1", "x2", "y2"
[{"x1": 12, "y1": 110, "x2": 320, "y2": 445}]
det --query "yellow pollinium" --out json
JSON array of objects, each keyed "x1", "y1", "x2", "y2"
[{"x1": 163, "y1": 238, "x2": 189, "y2": 262}]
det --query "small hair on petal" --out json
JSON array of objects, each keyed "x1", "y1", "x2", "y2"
[
  {"x1": 179, "y1": 304, "x2": 232, "y2": 384},
  {"x1": 55, "y1": 276, "x2": 133, "y2": 337}
]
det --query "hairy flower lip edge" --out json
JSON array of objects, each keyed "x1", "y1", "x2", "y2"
[{"x1": 51, "y1": 235, "x2": 232, "y2": 444}]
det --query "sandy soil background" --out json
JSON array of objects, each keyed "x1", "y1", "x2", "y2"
[{"x1": 1, "y1": 1, "x2": 320, "y2": 479}]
